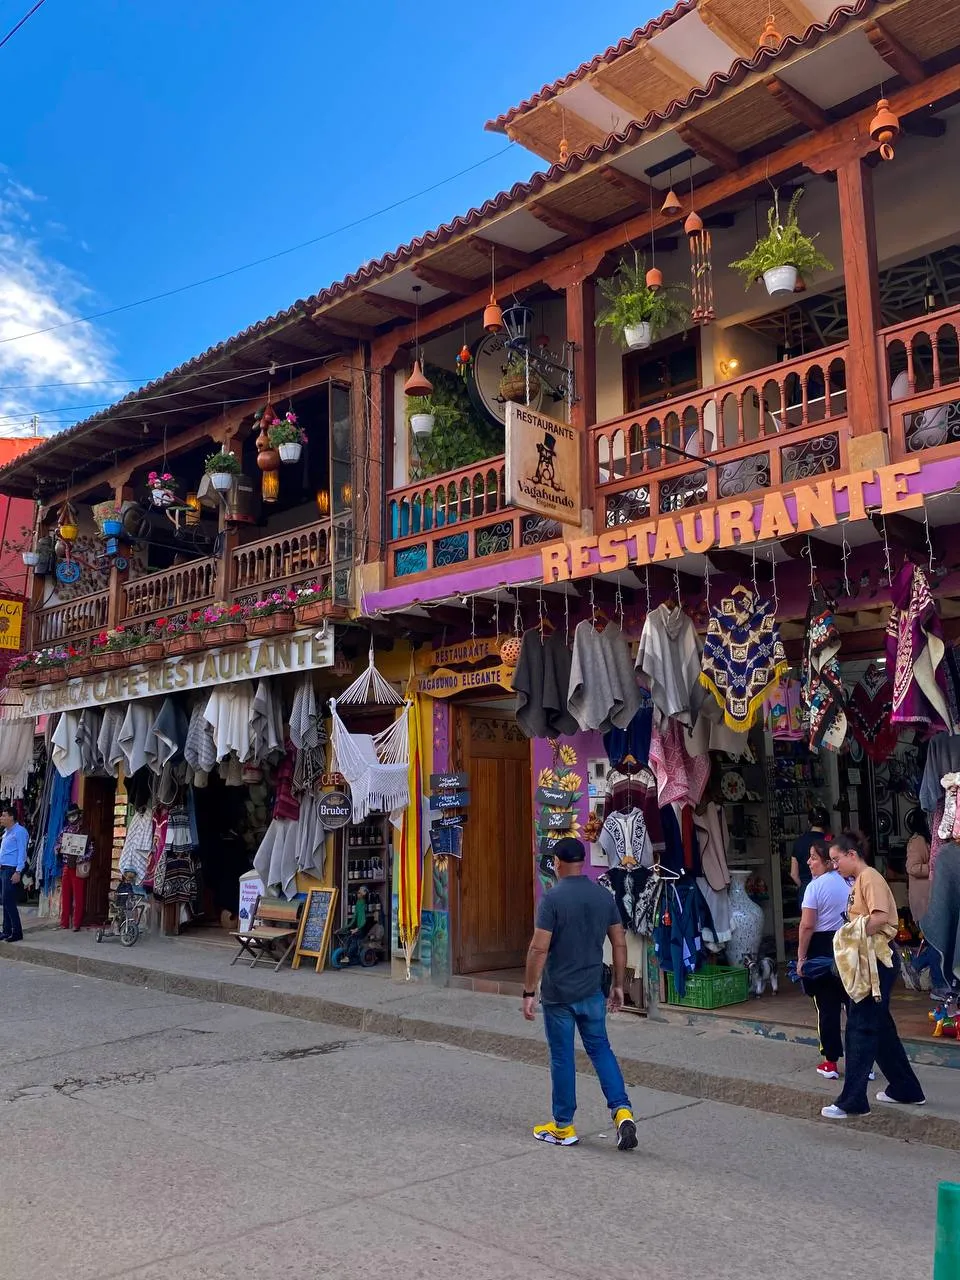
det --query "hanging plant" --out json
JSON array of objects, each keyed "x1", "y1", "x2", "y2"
[
  {"x1": 147, "y1": 470, "x2": 178, "y2": 507},
  {"x1": 56, "y1": 501, "x2": 79, "y2": 542},
  {"x1": 92, "y1": 500, "x2": 123, "y2": 537},
  {"x1": 596, "y1": 256, "x2": 689, "y2": 349},
  {"x1": 204, "y1": 449, "x2": 242, "y2": 492},
  {"x1": 498, "y1": 352, "x2": 542, "y2": 405},
  {"x1": 729, "y1": 188, "x2": 833, "y2": 296},
  {"x1": 406, "y1": 395, "x2": 437, "y2": 439},
  {"x1": 267, "y1": 411, "x2": 308, "y2": 463}
]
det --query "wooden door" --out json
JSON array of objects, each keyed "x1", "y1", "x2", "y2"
[
  {"x1": 455, "y1": 707, "x2": 533, "y2": 973},
  {"x1": 80, "y1": 775, "x2": 117, "y2": 925}
]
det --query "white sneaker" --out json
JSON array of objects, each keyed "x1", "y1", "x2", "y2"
[
  {"x1": 876, "y1": 1091, "x2": 926, "y2": 1106},
  {"x1": 868, "y1": 1071, "x2": 876, "y2": 1081},
  {"x1": 820, "y1": 1105, "x2": 849, "y2": 1119}
]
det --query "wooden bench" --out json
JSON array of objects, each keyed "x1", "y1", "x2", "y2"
[{"x1": 230, "y1": 895, "x2": 304, "y2": 971}]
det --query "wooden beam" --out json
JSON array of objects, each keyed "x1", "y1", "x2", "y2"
[
  {"x1": 902, "y1": 114, "x2": 946, "y2": 138},
  {"x1": 546, "y1": 99, "x2": 608, "y2": 152},
  {"x1": 765, "y1": 75, "x2": 830, "y2": 132},
  {"x1": 676, "y1": 124, "x2": 740, "y2": 173},
  {"x1": 311, "y1": 316, "x2": 378, "y2": 342},
  {"x1": 598, "y1": 167, "x2": 656, "y2": 209},
  {"x1": 528, "y1": 200, "x2": 596, "y2": 240},
  {"x1": 864, "y1": 18, "x2": 926, "y2": 86},
  {"x1": 361, "y1": 291, "x2": 419, "y2": 320},
  {"x1": 586, "y1": 74, "x2": 648, "y2": 123},
  {"x1": 636, "y1": 39, "x2": 700, "y2": 99},
  {"x1": 412, "y1": 263, "x2": 480, "y2": 295},
  {"x1": 696, "y1": 0, "x2": 755, "y2": 60},
  {"x1": 472, "y1": 237, "x2": 540, "y2": 271}
]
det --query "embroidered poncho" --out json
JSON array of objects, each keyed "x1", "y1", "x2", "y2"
[
  {"x1": 886, "y1": 562, "x2": 951, "y2": 733},
  {"x1": 803, "y1": 584, "x2": 847, "y2": 752},
  {"x1": 699, "y1": 586, "x2": 787, "y2": 732}
]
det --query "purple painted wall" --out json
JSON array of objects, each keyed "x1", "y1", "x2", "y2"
[{"x1": 532, "y1": 730, "x2": 606, "y2": 901}]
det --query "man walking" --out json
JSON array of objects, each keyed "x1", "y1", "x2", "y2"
[
  {"x1": 0, "y1": 807, "x2": 28, "y2": 943},
  {"x1": 522, "y1": 837, "x2": 637, "y2": 1151},
  {"x1": 821, "y1": 833, "x2": 926, "y2": 1119}
]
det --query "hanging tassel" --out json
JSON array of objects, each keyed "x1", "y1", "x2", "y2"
[{"x1": 689, "y1": 228, "x2": 715, "y2": 324}]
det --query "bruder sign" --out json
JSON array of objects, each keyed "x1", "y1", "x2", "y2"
[{"x1": 540, "y1": 460, "x2": 924, "y2": 583}]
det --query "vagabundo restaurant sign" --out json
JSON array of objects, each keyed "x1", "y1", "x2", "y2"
[
  {"x1": 540, "y1": 460, "x2": 927, "y2": 583},
  {"x1": 22, "y1": 628, "x2": 335, "y2": 717}
]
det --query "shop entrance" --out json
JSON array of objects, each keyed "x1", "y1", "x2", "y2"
[
  {"x1": 454, "y1": 706, "x2": 532, "y2": 974},
  {"x1": 81, "y1": 774, "x2": 118, "y2": 925}
]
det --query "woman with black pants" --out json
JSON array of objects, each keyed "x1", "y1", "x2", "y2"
[{"x1": 797, "y1": 843, "x2": 850, "y2": 1079}]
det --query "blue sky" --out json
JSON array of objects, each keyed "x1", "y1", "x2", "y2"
[{"x1": 0, "y1": 0, "x2": 650, "y2": 436}]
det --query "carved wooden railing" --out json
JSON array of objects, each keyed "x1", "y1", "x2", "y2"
[
  {"x1": 121, "y1": 557, "x2": 218, "y2": 624},
  {"x1": 232, "y1": 520, "x2": 331, "y2": 596},
  {"x1": 882, "y1": 305, "x2": 960, "y2": 460},
  {"x1": 32, "y1": 589, "x2": 110, "y2": 648},
  {"x1": 590, "y1": 345, "x2": 850, "y2": 528}
]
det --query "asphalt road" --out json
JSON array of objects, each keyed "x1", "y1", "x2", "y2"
[{"x1": 0, "y1": 960, "x2": 952, "y2": 1279}]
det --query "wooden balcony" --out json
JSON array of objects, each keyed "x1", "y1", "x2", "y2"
[
  {"x1": 121, "y1": 557, "x2": 218, "y2": 625},
  {"x1": 882, "y1": 304, "x2": 960, "y2": 461},
  {"x1": 591, "y1": 345, "x2": 850, "y2": 526},
  {"x1": 31, "y1": 590, "x2": 109, "y2": 649},
  {"x1": 386, "y1": 457, "x2": 563, "y2": 583},
  {"x1": 232, "y1": 520, "x2": 332, "y2": 598}
]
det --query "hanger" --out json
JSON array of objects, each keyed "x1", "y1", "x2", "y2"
[{"x1": 652, "y1": 856, "x2": 681, "y2": 881}]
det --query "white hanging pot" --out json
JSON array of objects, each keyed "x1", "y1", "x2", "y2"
[
  {"x1": 210, "y1": 471, "x2": 233, "y2": 492},
  {"x1": 410, "y1": 413, "x2": 435, "y2": 438},
  {"x1": 150, "y1": 488, "x2": 176, "y2": 508},
  {"x1": 278, "y1": 442, "x2": 302, "y2": 464},
  {"x1": 21, "y1": 550, "x2": 39, "y2": 567},
  {"x1": 763, "y1": 265, "x2": 798, "y2": 296},
  {"x1": 624, "y1": 322, "x2": 652, "y2": 350}
]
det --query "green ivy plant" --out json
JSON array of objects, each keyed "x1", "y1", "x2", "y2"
[
  {"x1": 729, "y1": 188, "x2": 833, "y2": 287},
  {"x1": 596, "y1": 256, "x2": 689, "y2": 348},
  {"x1": 410, "y1": 365, "x2": 502, "y2": 479}
]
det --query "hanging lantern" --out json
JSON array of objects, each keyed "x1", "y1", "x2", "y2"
[
  {"x1": 261, "y1": 469, "x2": 280, "y2": 503},
  {"x1": 316, "y1": 489, "x2": 330, "y2": 516},
  {"x1": 403, "y1": 359, "x2": 434, "y2": 397},
  {"x1": 689, "y1": 228, "x2": 715, "y2": 325},
  {"x1": 660, "y1": 188, "x2": 681, "y2": 216},
  {"x1": 870, "y1": 97, "x2": 900, "y2": 161},
  {"x1": 759, "y1": 14, "x2": 781, "y2": 49},
  {"x1": 684, "y1": 210, "x2": 704, "y2": 235},
  {"x1": 184, "y1": 493, "x2": 201, "y2": 526},
  {"x1": 645, "y1": 266, "x2": 663, "y2": 291}
]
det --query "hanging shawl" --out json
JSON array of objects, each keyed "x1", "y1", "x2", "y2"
[
  {"x1": 41, "y1": 770, "x2": 73, "y2": 889},
  {"x1": 802, "y1": 583, "x2": 848, "y2": 751},
  {"x1": 119, "y1": 701, "x2": 159, "y2": 775},
  {"x1": 51, "y1": 711, "x2": 82, "y2": 778},
  {"x1": 636, "y1": 604, "x2": 702, "y2": 725},
  {"x1": 203, "y1": 682, "x2": 255, "y2": 762},
  {"x1": 397, "y1": 691, "x2": 425, "y2": 978},
  {"x1": 97, "y1": 705, "x2": 125, "y2": 778},
  {"x1": 329, "y1": 697, "x2": 410, "y2": 823},
  {"x1": 886, "y1": 561, "x2": 952, "y2": 733},
  {"x1": 148, "y1": 698, "x2": 189, "y2": 774},
  {"x1": 0, "y1": 718, "x2": 34, "y2": 798},
  {"x1": 513, "y1": 629, "x2": 547, "y2": 738},
  {"x1": 648, "y1": 718, "x2": 710, "y2": 809},
  {"x1": 699, "y1": 586, "x2": 788, "y2": 732},
  {"x1": 184, "y1": 698, "x2": 217, "y2": 777},
  {"x1": 252, "y1": 679, "x2": 285, "y2": 765},
  {"x1": 290, "y1": 676, "x2": 327, "y2": 795},
  {"x1": 76, "y1": 708, "x2": 103, "y2": 775},
  {"x1": 848, "y1": 662, "x2": 898, "y2": 763}
]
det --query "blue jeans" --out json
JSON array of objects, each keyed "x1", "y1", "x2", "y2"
[
  {"x1": 542, "y1": 991, "x2": 631, "y2": 1126},
  {"x1": 0, "y1": 866, "x2": 22, "y2": 940},
  {"x1": 915, "y1": 940, "x2": 949, "y2": 990}
]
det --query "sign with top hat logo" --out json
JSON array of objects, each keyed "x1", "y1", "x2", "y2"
[{"x1": 505, "y1": 402, "x2": 582, "y2": 526}]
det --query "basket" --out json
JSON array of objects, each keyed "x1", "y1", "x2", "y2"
[{"x1": 665, "y1": 964, "x2": 749, "y2": 1009}]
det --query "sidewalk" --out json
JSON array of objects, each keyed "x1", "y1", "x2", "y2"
[{"x1": 3, "y1": 917, "x2": 958, "y2": 1152}]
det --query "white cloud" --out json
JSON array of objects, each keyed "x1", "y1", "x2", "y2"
[{"x1": 0, "y1": 172, "x2": 117, "y2": 438}]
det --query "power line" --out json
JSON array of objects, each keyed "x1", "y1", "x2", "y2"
[
  {"x1": 0, "y1": 0, "x2": 46, "y2": 51},
  {"x1": 0, "y1": 141, "x2": 518, "y2": 350}
]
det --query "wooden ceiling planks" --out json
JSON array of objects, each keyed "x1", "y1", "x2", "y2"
[
  {"x1": 876, "y1": 0, "x2": 960, "y2": 61},
  {"x1": 590, "y1": 38, "x2": 701, "y2": 122}
]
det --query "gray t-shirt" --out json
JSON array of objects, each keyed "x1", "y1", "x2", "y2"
[{"x1": 535, "y1": 875, "x2": 620, "y2": 1004}]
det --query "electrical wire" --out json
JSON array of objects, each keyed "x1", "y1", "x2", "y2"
[
  {"x1": 0, "y1": 0, "x2": 46, "y2": 52},
  {"x1": 0, "y1": 142, "x2": 518, "y2": 350}
]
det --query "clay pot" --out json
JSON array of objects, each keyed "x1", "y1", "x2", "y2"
[
  {"x1": 257, "y1": 448, "x2": 280, "y2": 472},
  {"x1": 248, "y1": 612, "x2": 295, "y2": 637}
]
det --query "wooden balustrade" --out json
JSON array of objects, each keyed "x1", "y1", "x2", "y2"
[
  {"x1": 121, "y1": 557, "x2": 218, "y2": 624},
  {"x1": 232, "y1": 521, "x2": 331, "y2": 596},
  {"x1": 881, "y1": 305, "x2": 960, "y2": 459},
  {"x1": 388, "y1": 458, "x2": 507, "y2": 539},
  {"x1": 32, "y1": 590, "x2": 110, "y2": 648}
]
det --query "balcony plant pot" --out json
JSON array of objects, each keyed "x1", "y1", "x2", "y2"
[
  {"x1": 44, "y1": 664, "x2": 67, "y2": 684},
  {"x1": 150, "y1": 488, "x2": 176, "y2": 508},
  {"x1": 202, "y1": 623, "x2": 246, "y2": 646},
  {"x1": 624, "y1": 322, "x2": 652, "y2": 349},
  {"x1": 105, "y1": 650, "x2": 129, "y2": 669},
  {"x1": 277, "y1": 442, "x2": 302, "y2": 464},
  {"x1": 91, "y1": 652, "x2": 114, "y2": 672},
  {"x1": 70, "y1": 657, "x2": 93, "y2": 678},
  {"x1": 295, "y1": 598, "x2": 335, "y2": 625},
  {"x1": 166, "y1": 631, "x2": 205, "y2": 656},
  {"x1": 19, "y1": 669, "x2": 39, "y2": 687},
  {"x1": 209, "y1": 470, "x2": 234, "y2": 493},
  {"x1": 130, "y1": 642, "x2": 165, "y2": 664},
  {"x1": 249, "y1": 612, "x2": 295, "y2": 637},
  {"x1": 102, "y1": 518, "x2": 123, "y2": 537},
  {"x1": 762, "y1": 265, "x2": 798, "y2": 296},
  {"x1": 5, "y1": 670, "x2": 23, "y2": 688},
  {"x1": 498, "y1": 370, "x2": 541, "y2": 404},
  {"x1": 410, "y1": 413, "x2": 435, "y2": 438}
]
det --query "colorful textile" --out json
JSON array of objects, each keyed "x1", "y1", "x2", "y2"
[
  {"x1": 699, "y1": 586, "x2": 788, "y2": 732},
  {"x1": 647, "y1": 719, "x2": 709, "y2": 809},
  {"x1": 397, "y1": 693, "x2": 425, "y2": 975},
  {"x1": 803, "y1": 583, "x2": 847, "y2": 752},
  {"x1": 763, "y1": 679, "x2": 804, "y2": 740},
  {"x1": 272, "y1": 742, "x2": 300, "y2": 822},
  {"x1": 886, "y1": 562, "x2": 951, "y2": 733},
  {"x1": 848, "y1": 662, "x2": 898, "y2": 763}
]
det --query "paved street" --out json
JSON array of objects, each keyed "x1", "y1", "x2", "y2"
[{"x1": 0, "y1": 960, "x2": 952, "y2": 1279}]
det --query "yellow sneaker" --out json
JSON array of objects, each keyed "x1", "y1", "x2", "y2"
[
  {"x1": 533, "y1": 1121, "x2": 578, "y2": 1146},
  {"x1": 614, "y1": 1107, "x2": 638, "y2": 1151}
]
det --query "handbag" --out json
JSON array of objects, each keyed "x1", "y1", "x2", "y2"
[{"x1": 75, "y1": 858, "x2": 92, "y2": 880}]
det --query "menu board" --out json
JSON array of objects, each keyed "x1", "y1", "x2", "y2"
[{"x1": 292, "y1": 887, "x2": 339, "y2": 971}]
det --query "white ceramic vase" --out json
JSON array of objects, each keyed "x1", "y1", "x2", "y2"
[
  {"x1": 763, "y1": 264, "x2": 798, "y2": 296},
  {"x1": 624, "y1": 322, "x2": 652, "y2": 349},
  {"x1": 725, "y1": 870, "x2": 765, "y2": 967}
]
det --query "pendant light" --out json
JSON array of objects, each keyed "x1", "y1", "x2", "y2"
[
  {"x1": 483, "y1": 245, "x2": 503, "y2": 333},
  {"x1": 660, "y1": 167, "x2": 681, "y2": 217},
  {"x1": 403, "y1": 285, "x2": 434, "y2": 398},
  {"x1": 646, "y1": 199, "x2": 662, "y2": 291}
]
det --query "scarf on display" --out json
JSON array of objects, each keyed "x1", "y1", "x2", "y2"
[
  {"x1": 0, "y1": 717, "x2": 35, "y2": 799},
  {"x1": 886, "y1": 561, "x2": 952, "y2": 733},
  {"x1": 699, "y1": 586, "x2": 787, "y2": 732},
  {"x1": 803, "y1": 582, "x2": 847, "y2": 752},
  {"x1": 252, "y1": 679, "x2": 285, "y2": 766},
  {"x1": 636, "y1": 603, "x2": 702, "y2": 724},
  {"x1": 290, "y1": 676, "x2": 327, "y2": 795},
  {"x1": 567, "y1": 620, "x2": 641, "y2": 734},
  {"x1": 648, "y1": 719, "x2": 709, "y2": 809},
  {"x1": 848, "y1": 662, "x2": 898, "y2": 763},
  {"x1": 513, "y1": 628, "x2": 579, "y2": 740}
]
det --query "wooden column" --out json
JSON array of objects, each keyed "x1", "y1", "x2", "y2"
[
  {"x1": 836, "y1": 156, "x2": 886, "y2": 436},
  {"x1": 217, "y1": 429, "x2": 244, "y2": 602},
  {"x1": 107, "y1": 481, "x2": 133, "y2": 627}
]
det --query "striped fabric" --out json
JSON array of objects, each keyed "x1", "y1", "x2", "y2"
[{"x1": 397, "y1": 694, "x2": 424, "y2": 976}]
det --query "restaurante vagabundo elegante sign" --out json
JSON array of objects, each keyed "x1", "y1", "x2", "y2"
[{"x1": 539, "y1": 460, "x2": 926, "y2": 583}]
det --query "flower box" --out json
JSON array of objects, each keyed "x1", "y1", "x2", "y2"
[
  {"x1": 248, "y1": 612, "x2": 295, "y2": 637},
  {"x1": 20, "y1": 669, "x2": 39, "y2": 687},
  {"x1": 166, "y1": 632, "x2": 205, "y2": 656},
  {"x1": 130, "y1": 642, "x2": 166, "y2": 664},
  {"x1": 43, "y1": 664, "x2": 67, "y2": 684},
  {"x1": 295, "y1": 599, "x2": 347, "y2": 624},
  {"x1": 91, "y1": 652, "x2": 115, "y2": 672},
  {"x1": 70, "y1": 658, "x2": 94, "y2": 678},
  {"x1": 202, "y1": 623, "x2": 247, "y2": 646},
  {"x1": 5, "y1": 670, "x2": 23, "y2": 688}
]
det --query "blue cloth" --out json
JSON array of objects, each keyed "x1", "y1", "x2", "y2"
[
  {"x1": 915, "y1": 940, "x2": 949, "y2": 990},
  {"x1": 653, "y1": 879, "x2": 705, "y2": 997},
  {"x1": 0, "y1": 823, "x2": 28, "y2": 872},
  {"x1": 787, "y1": 955, "x2": 836, "y2": 984},
  {"x1": 603, "y1": 704, "x2": 653, "y2": 771},
  {"x1": 1, "y1": 866, "x2": 23, "y2": 939},
  {"x1": 542, "y1": 992, "x2": 631, "y2": 1126},
  {"x1": 42, "y1": 771, "x2": 73, "y2": 887}
]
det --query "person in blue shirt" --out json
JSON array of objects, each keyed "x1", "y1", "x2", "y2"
[{"x1": 0, "y1": 807, "x2": 29, "y2": 942}]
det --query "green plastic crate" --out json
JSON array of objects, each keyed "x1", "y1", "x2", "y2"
[{"x1": 665, "y1": 964, "x2": 749, "y2": 1009}]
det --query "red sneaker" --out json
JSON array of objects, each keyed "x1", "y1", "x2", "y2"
[{"x1": 816, "y1": 1061, "x2": 839, "y2": 1079}]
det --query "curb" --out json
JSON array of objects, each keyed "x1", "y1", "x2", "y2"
[{"x1": 3, "y1": 939, "x2": 958, "y2": 1153}]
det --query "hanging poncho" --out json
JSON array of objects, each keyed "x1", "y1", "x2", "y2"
[
  {"x1": 699, "y1": 586, "x2": 787, "y2": 732},
  {"x1": 636, "y1": 604, "x2": 702, "y2": 725},
  {"x1": 886, "y1": 562, "x2": 952, "y2": 733},
  {"x1": 848, "y1": 661, "x2": 898, "y2": 763},
  {"x1": 803, "y1": 583, "x2": 847, "y2": 752}
]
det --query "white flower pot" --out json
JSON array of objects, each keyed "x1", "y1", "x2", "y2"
[
  {"x1": 763, "y1": 265, "x2": 798, "y2": 296},
  {"x1": 21, "y1": 550, "x2": 39, "y2": 567},
  {"x1": 278, "y1": 442, "x2": 302, "y2": 464},
  {"x1": 624, "y1": 322, "x2": 652, "y2": 350},
  {"x1": 210, "y1": 471, "x2": 233, "y2": 492},
  {"x1": 150, "y1": 488, "x2": 176, "y2": 507},
  {"x1": 410, "y1": 413, "x2": 435, "y2": 437}
]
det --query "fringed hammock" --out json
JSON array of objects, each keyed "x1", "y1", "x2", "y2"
[{"x1": 329, "y1": 696, "x2": 411, "y2": 824}]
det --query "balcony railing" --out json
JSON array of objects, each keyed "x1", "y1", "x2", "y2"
[
  {"x1": 591, "y1": 344, "x2": 850, "y2": 526},
  {"x1": 32, "y1": 589, "x2": 109, "y2": 649},
  {"x1": 232, "y1": 520, "x2": 331, "y2": 598},
  {"x1": 121, "y1": 557, "x2": 218, "y2": 624},
  {"x1": 386, "y1": 457, "x2": 562, "y2": 582},
  {"x1": 882, "y1": 304, "x2": 960, "y2": 459}
]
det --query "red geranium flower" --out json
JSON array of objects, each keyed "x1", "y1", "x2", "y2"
[{"x1": 155, "y1": 617, "x2": 168, "y2": 629}]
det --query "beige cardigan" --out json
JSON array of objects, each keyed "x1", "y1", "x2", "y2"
[{"x1": 906, "y1": 834, "x2": 931, "y2": 924}]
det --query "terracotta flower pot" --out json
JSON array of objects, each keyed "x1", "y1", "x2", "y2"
[
  {"x1": 91, "y1": 652, "x2": 114, "y2": 672},
  {"x1": 70, "y1": 658, "x2": 93, "y2": 678},
  {"x1": 43, "y1": 664, "x2": 67, "y2": 684},
  {"x1": 5, "y1": 670, "x2": 23, "y2": 688},
  {"x1": 202, "y1": 623, "x2": 247, "y2": 646},
  {"x1": 294, "y1": 599, "x2": 336, "y2": 625},
  {"x1": 131, "y1": 642, "x2": 166, "y2": 664},
  {"x1": 166, "y1": 632, "x2": 205, "y2": 656},
  {"x1": 248, "y1": 612, "x2": 294, "y2": 637},
  {"x1": 20, "y1": 669, "x2": 39, "y2": 687},
  {"x1": 105, "y1": 650, "x2": 129, "y2": 669}
]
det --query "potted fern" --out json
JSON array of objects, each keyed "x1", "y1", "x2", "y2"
[
  {"x1": 406, "y1": 395, "x2": 436, "y2": 439},
  {"x1": 596, "y1": 257, "x2": 689, "y2": 350},
  {"x1": 204, "y1": 449, "x2": 242, "y2": 492},
  {"x1": 730, "y1": 188, "x2": 832, "y2": 296}
]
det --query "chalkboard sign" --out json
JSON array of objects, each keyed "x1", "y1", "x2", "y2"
[
  {"x1": 544, "y1": 810, "x2": 574, "y2": 830},
  {"x1": 429, "y1": 790, "x2": 469, "y2": 810},
  {"x1": 292, "y1": 887, "x2": 339, "y2": 971},
  {"x1": 536, "y1": 787, "x2": 574, "y2": 808},
  {"x1": 430, "y1": 771, "x2": 468, "y2": 790}
]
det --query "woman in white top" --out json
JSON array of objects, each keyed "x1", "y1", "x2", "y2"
[{"x1": 797, "y1": 843, "x2": 851, "y2": 1080}]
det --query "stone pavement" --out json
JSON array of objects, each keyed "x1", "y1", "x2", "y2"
[{"x1": 2, "y1": 917, "x2": 958, "y2": 1152}]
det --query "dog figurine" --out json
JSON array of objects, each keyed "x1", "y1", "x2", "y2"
[{"x1": 743, "y1": 952, "x2": 778, "y2": 998}]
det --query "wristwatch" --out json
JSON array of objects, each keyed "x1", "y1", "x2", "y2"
[{"x1": 522, "y1": 989, "x2": 536, "y2": 999}]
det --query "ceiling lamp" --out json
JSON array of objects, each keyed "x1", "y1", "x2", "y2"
[
  {"x1": 660, "y1": 186, "x2": 681, "y2": 217},
  {"x1": 870, "y1": 96, "x2": 900, "y2": 161},
  {"x1": 684, "y1": 210, "x2": 704, "y2": 235},
  {"x1": 483, "y1": 245, "x2": 503, "y2": 333},
  {"x1": 501, "y1": 304, "x2": 534, "y2": 345},
  {"x1": 403, "y1": 285, "x2": 434, "y2": 397},
  {"x1": 261, "y1": 469, "x2": 280, "y2": 503},
  {"x1": 759, "y1": 14, "x2": 781, "y2": 49},
  {"x1": 645, "y1": 266, "x2": 663, "y2": 290}
]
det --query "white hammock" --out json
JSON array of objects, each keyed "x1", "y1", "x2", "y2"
[
  {"x1": 336, "y1": 640, "x2": 403, "y2": 706},
  {"x1": 329, "y1": 696, "x2": 410, "y2": 824}
]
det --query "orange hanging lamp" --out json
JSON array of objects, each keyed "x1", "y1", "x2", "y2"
[
  {"x1": 870, "y1": 96, "x2": 900, "y2": 161},
  {"x1": 483, "y1": 245, "x2": 503, "y2": 333},
  {"x1": 403, "y1": 286, "x2": 435, "y2": 398}
]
